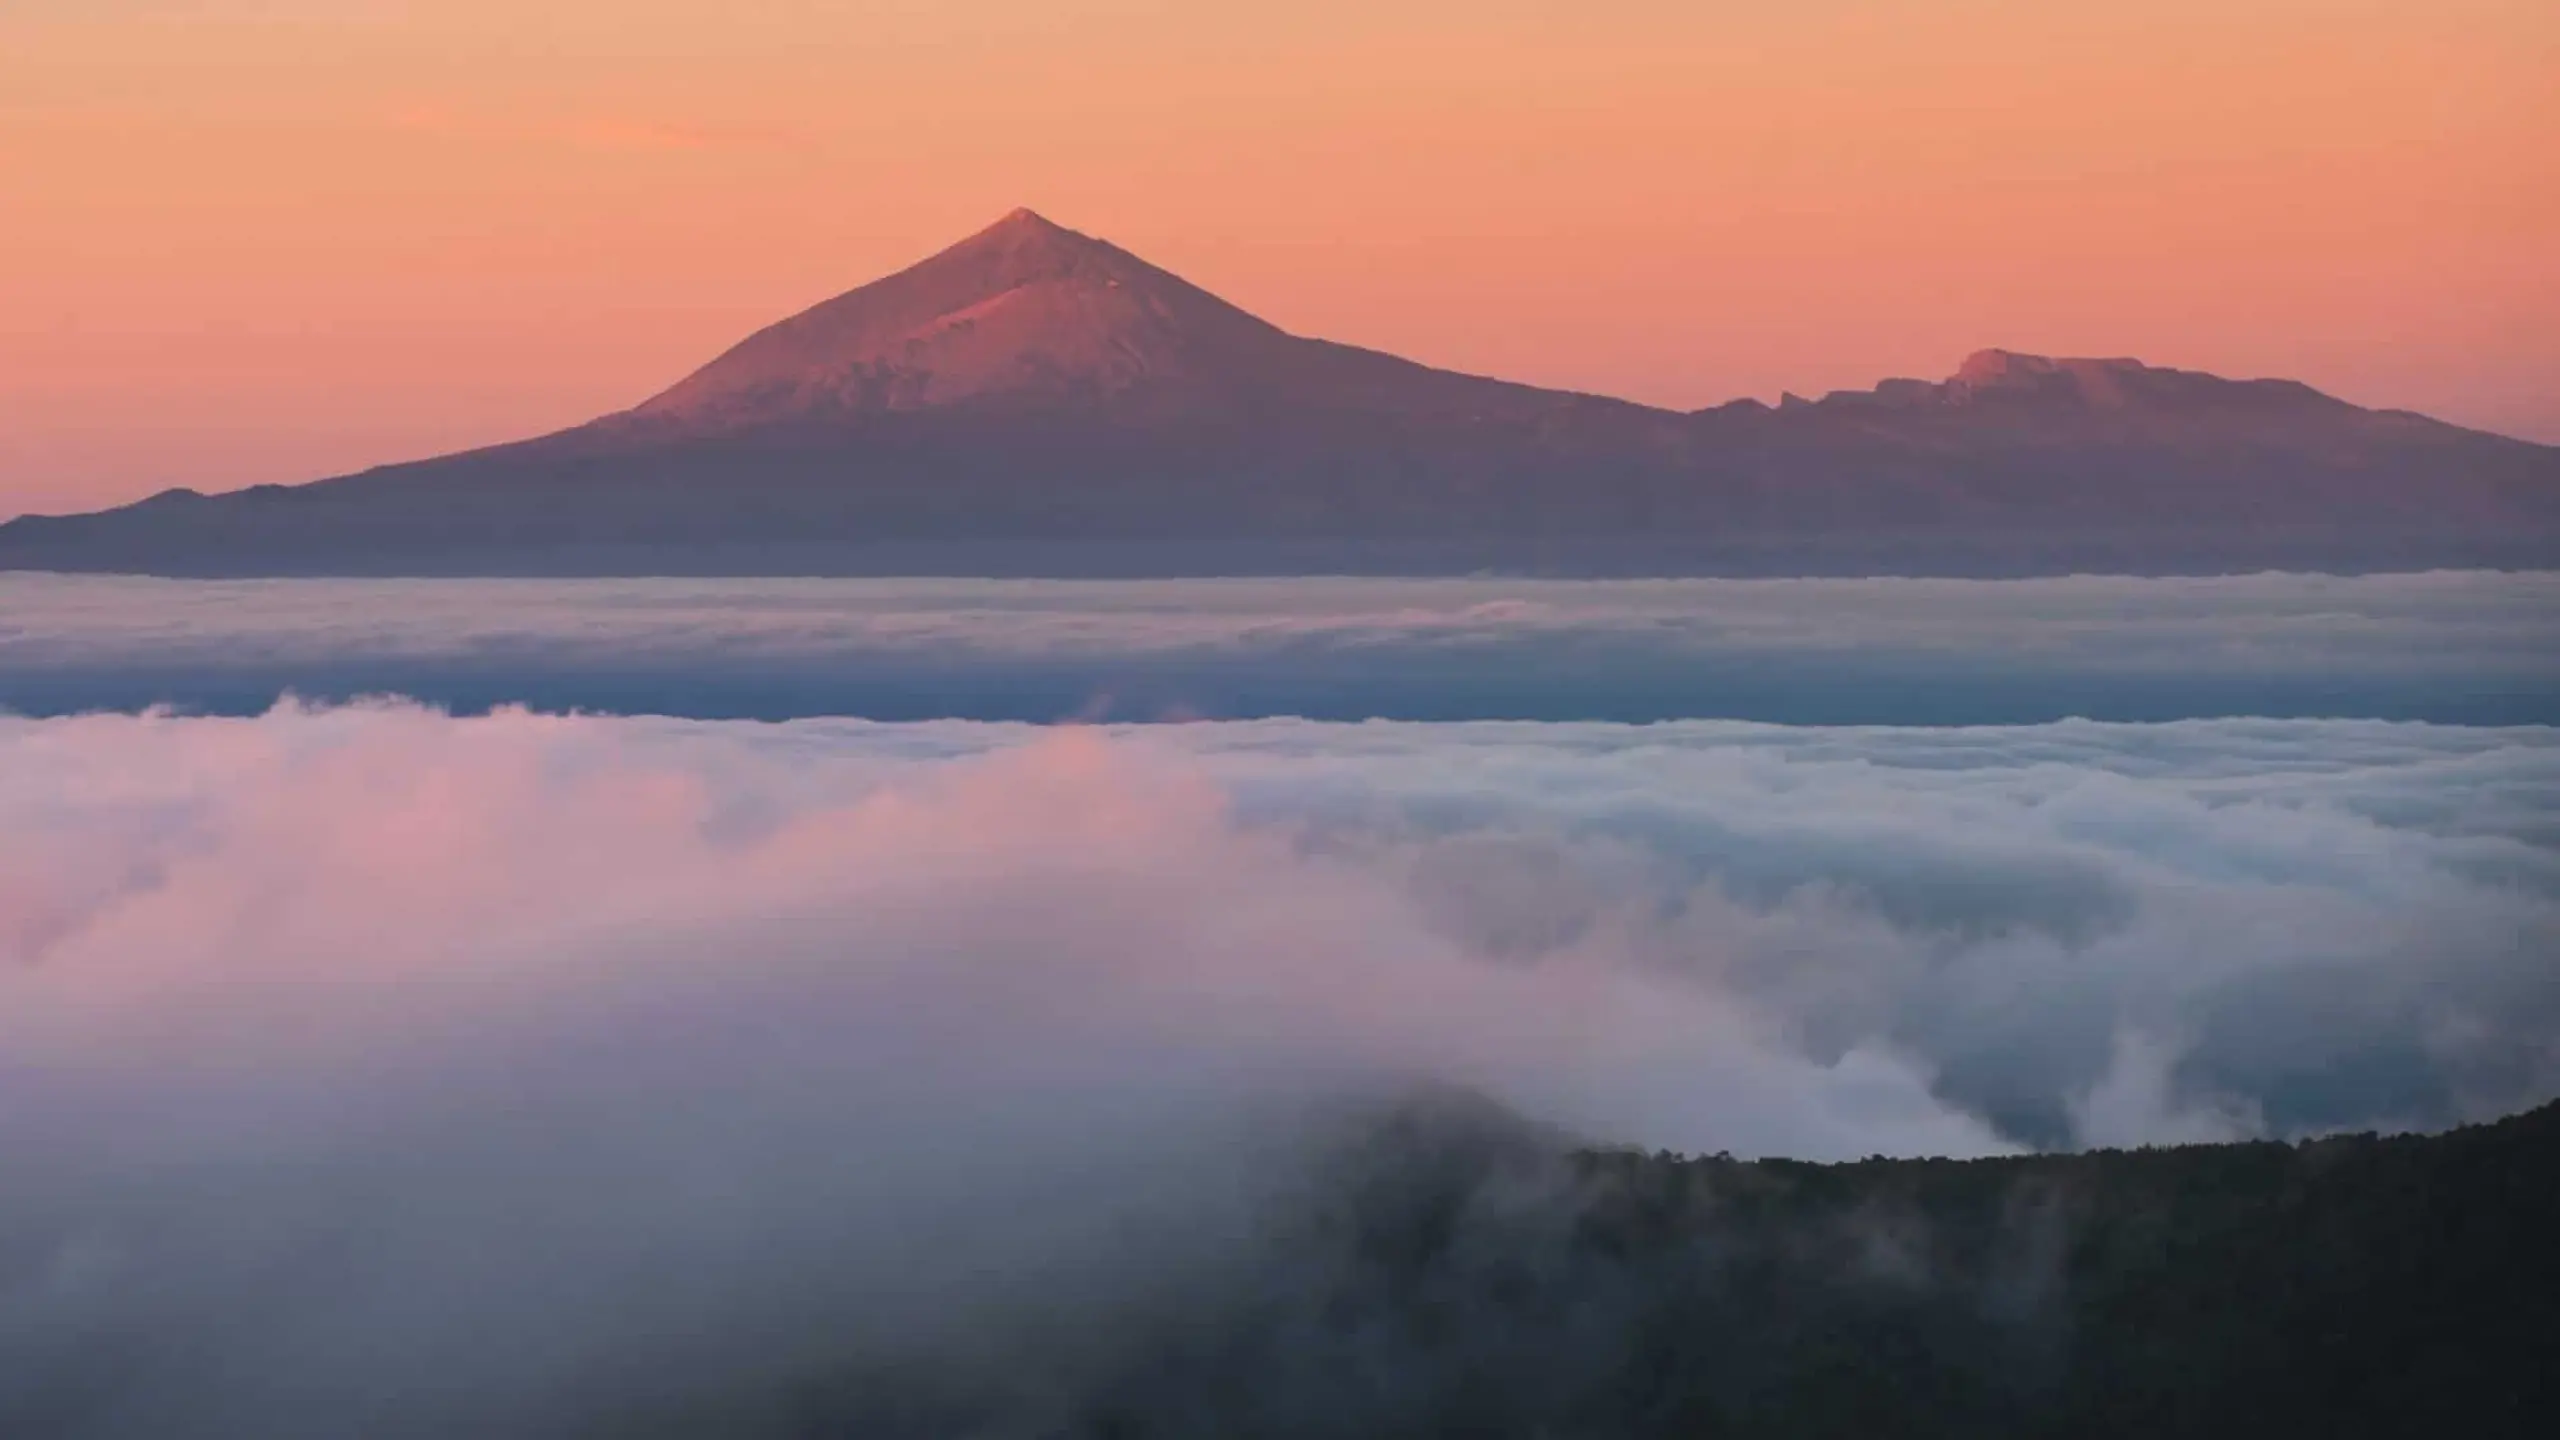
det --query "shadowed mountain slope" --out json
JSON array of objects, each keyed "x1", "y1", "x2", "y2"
[
  {"x1": 605, "y1": 1094, "x2": 2560, "y2": 1439},
  {"x1": 6, "y1": 209, "x2": 2554, "y2": 576}
]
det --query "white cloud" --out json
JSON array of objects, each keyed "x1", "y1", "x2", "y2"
[
  {"x1": 1, "y1": 702, "x2": 2553, "y2": 1433},
  {"x1": 4, "y1": 570, "x2": 2552, "y2": 665},
  {"x1": 4, "y1": 571, "x2": 2553, "y2": 722}
]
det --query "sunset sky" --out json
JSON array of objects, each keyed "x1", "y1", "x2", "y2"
[{"x1": 3, "y1": 0, "x2": 2553, "y2": 519}]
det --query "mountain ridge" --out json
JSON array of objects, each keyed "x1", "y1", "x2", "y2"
[{"x1": 4, "y1": 207, "x2": 2554, "y2": 577}]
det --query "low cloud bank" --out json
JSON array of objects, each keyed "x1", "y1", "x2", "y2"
[
  {"x1": 1, "y1": 705, "x2": 2553, "y2": 1433},
  {"x1": 5, "y1": 570, "x2": 2554, "y2": 722}
]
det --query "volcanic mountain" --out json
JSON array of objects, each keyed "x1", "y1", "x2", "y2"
[{"x1": 5, "y1": 208, "x2": 2554, "y2": 576}]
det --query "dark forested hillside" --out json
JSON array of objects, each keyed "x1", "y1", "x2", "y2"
[{"x1": 632, "y1": 1096, "x2": 2558, "y2": 1439}]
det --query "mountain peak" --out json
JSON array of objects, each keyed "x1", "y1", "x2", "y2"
[
  {"x1": 1953, "y1": 348, "x2": 2056, "y2": 385},
  {"x1": 1919, "y1": 349, "x2": 2359, "y2": 426},
  {"x1": 1946, "y1": 349, "x2": 2203, "y2": 410},
  {"x1": 956, "y1": 205, "x2": 1092, "y2": 260},
  {"x1": 1951, "y1": 349, "x2": 2146, "y2": 387},
  {"x1": 8, "y1": 212, "x2": 2553, "y2": 579},
  {"x1": 629, "y1": 210, "x2": 1283, "y2": 425}
]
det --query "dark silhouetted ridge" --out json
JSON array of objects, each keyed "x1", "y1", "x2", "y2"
[
  {"x1": 628, "y1": 1098, "x2": 2560, "y2": 1438},
  {"x1": 4, "y1": 209, "x2": 2553, "y2": 577}
]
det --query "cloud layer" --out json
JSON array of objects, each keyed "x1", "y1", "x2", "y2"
[
  {"x1": 6, "y1": 570, "x2": 2554, "y2": 723},
  {"x1": 2, "y1": 704, "x2": 2554, "y2": 1433}
]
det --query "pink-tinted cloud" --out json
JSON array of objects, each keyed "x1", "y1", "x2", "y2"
[{"x1": 2, "y1": 701, "x2": 2553, "y2": 1430}]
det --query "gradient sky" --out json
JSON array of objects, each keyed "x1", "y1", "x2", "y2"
[{"x1": 2, "y1": 0, "x2": 2554, "y2": 519}]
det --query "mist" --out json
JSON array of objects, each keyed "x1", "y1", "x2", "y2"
[
  {"x1": 5, "y1": 570, "x2": 2554, "y2": 723},
  {"x1": 2, "y1": 702, "x2": 2553, "y2": 1434}
]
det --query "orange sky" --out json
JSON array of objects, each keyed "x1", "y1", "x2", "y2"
[{"x1": 2, "y1": 0, "x2": 2554, "y2": 519}]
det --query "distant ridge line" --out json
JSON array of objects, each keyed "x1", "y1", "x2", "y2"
[{"x1": 3, "y1": 208, "x2": 2553, "y2": 578}]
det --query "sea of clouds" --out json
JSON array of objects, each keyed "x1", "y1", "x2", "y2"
[
  {"x1": 6, "y1": 570, "x2": 2555, "y2": 722},
  {"x1": 2, "y1": 701, "x2": 2554, "y2": 1433}
]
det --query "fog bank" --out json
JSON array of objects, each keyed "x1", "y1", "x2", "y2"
[
  {"x1": 6, "y1": 570, "x2": 2553, "y2": 722},
  {"x1": 2, "y1": 704, "x2": 2553, "y2": 1433}
]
